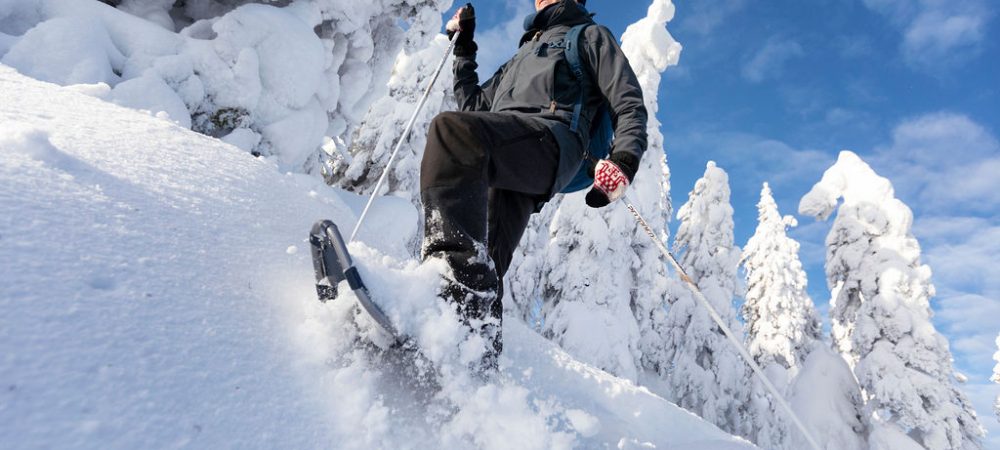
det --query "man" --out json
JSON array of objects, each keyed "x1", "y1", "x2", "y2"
[{"x1": 420, "y1": 0, "x2": 648, "y2": 369}]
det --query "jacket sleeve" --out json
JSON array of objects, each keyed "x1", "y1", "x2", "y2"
[
  {"x1": 582, "y1": 25, "x2": 649, "y2": 160},
  {"x1": 453, "y1": 54, "x2": 507, "y2": 112}
]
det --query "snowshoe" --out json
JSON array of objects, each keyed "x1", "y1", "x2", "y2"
[
  {"x1": 309, "y1": 220, "x2": 496, "y2": 380},
  {"x1": 309, "y1": 219, "x2": 399, "y2": 340}
]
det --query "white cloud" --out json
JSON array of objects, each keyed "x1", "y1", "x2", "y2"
[
  {"x1": 778, "y1": 84, "x2": 827, "y2": 116},
  {"x1": 934, "y1": 291, "x2": 1000, "y2": 356},
  {"x1": 873, "y1": 112, "x2": 1000, "y2": 214},
  {"x1": 741, "y1": 38, "x2": 804, "y2": 83},
  {"x1": 845, "y1": 78, "x2": 886, "y2": 105},
  {"x1": 833, "y1": 35, "x2": 876, "y2": 59},
  {"x1": 861, "y1": 0, "x2": 917, "y2": 25},
  {"x1": 861, "y1": 0, "x2": 991, "y2": 70},
  {"x1": 663, "y1": 64, "x2": 691, "y2": 82},
  {"x1": 671, "y1": 130, "x2": 831, "y2": 190},
  {"x1": 888, "y1": 112, "x2": 998, "y2": 164},
  {"x1": 915, "y1": 217, "x2": 1000, "y2": 300},
  {"x1": 903, "y1": 11, "x2": 986, "y2": 67},
  {"x1": 678, "y1": 0, "x2": 747, "y2": 36},
  {"x1": 824, "y1": 108, "x2": 862, "y2": 126}
]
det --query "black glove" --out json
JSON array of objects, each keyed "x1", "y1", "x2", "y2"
[
  {"x1": 585, "y1": 152, "x2": 639, "y2": 208},
  {"x1": 446, "y1": 3, "x2": 477, "y2": 57}
]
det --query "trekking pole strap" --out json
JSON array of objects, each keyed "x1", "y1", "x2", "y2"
[
  {"x1": 349, "y1": 31, "x2": 460, "y2": 243},
  {"x1": 621, "y1": 193, "x2": 823, "y2": 450}
]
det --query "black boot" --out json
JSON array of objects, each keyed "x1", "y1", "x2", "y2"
[{"x1": 419, "y1": 111, "x2": 564, "y2": 375}]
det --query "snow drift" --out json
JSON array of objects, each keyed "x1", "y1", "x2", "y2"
[{"x1": 0, "y1": 63, "x2": 753, "y2": 448}]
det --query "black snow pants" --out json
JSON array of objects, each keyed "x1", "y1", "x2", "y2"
[{"x1": 420, "y1": 111, "x2": 563, "y2": 359}]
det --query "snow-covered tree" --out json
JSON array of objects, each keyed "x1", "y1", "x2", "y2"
[
  {"x1": 742, "y1": 182, "x2": 821, "y2": 373},
  {"x1": 183, "y1": 0, "x2": 454, "y2": 174},
  {"x1": 799, "y1": 150, "x2": 984, "y2": 450},
  {"x1": 505, "y1": 203, "x2": 557, "y2": 327},
  {"x1": 663, "y1": 161, "x2": 750, "y2": 438},
  {"x1": 619, "y1": 0, "x2": 682, "y2": 377},
  {"x1": 2, "y1": 0, "x2": 453, "y2": 173},
  {"x1": 540, "y1": 201, "x2": 643, "y2": 380},
  {"x1": 993, "y1": 332, "x2": 1000, "y2": 422},
  {"x1": 507, "y1": 0, "x2": 681, "y2": 382},
  {"x1": 328, "y1": 34, "x2": 457, "y2": 208},
  {"x1": 740, "y1": 182, "x2": 822, "y2": 448}
]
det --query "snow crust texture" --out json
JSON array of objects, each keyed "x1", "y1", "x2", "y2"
[
  {"x1": 0, "y1": 65, "x2": 355, "y2": 449},
  {"x1": 0, "y1": 60, "x2": 752, "y2": 449},
  {"x1": 800, "y1": 151, "x2": 984, "y2": 450}
]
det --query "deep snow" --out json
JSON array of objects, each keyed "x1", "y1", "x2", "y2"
[{"x1": 0, "y1": 66, "x2": 753, "y2": 448}]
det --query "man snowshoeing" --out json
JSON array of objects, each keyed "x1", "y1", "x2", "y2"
[{"x1": 420, "y1": 0, "x2": 648, "y2": 371}]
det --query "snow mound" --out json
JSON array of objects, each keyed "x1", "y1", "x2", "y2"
[
  {"x1": 0, "y1": 66, "x2": 751, "y2": 448},
  {"x1": 0, "y1": 0, "x2": 451, "y2": 172}
]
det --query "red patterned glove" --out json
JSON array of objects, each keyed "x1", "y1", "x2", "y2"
[{"x1": 585, "y1": 159, "x2": 631, "y2": 208}]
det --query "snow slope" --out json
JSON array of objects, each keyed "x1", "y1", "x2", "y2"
[{"x1": 0, "y1": 67, "x2": 752, "y2": 449}]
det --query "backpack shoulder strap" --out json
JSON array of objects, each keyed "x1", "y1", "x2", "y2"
[
  {"x1": 564, "y1": 23, "x2": 590, "y2": 84},
  {"x1": 564, "y1": 23, "x2": 592, "y2": 133}
]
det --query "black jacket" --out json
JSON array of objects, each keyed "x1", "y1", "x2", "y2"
[{"x1": 453, "y1": 0, "x2": 648, "y2": 192}]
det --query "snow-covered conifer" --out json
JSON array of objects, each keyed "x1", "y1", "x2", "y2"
[
  {"x1": 143, "y1": 0, "x2": 454, "y2": 173},
  {"x1": 329, "y1": 34, "x2": 457, "y2": 208},
  {"x1": 742, "y1": 182, "x2": 821, "y2": 372},
  {"x1": 663, "y1": 161, "x2": 750, "y2": 438},
  {"x1": 740, "y1": 182, "x2": 822, "y2": 448},
  {"x1": 507, "y1": 0, "x2": 681, "y2": 381},
  {"x1": 993, "y1": 332, "x2": 1000, "y2": 422},
  {"x1": 799, "y1": 150, "x2": 984, "y2": 450},
  {"x1": 505, "y1": 203, "x2": 558, "y2": 326},
  {"x1": 619, "y1": 0, "x2": 682, "y2": 377},
  {"x1": 3, "y1": 0, "x2": 453, "y2": 173}
]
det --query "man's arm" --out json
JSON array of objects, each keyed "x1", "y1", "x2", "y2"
[
  {"x1": 454, "y1": 55, "x2": 506, "y2": 112},
  {"x1": 447, "y1": 3, "x2": 504, "y2": 112},
  {"x1": 582, "y1": 25, "x2": 649, "y2": 162}
]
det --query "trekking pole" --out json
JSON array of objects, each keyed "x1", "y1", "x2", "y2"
[
  {"x1": 349, "y1": 31, "x2": 460, "y2": 243},
  {"x1": 621, "y1": 192, "x2": 823, "y2": 450}
]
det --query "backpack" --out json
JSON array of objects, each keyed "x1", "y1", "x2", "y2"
[{"x1": 559, "y1": 23, "x2": 615, "y2": 194}]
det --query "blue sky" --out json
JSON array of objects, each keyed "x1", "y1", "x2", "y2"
[{"x1": 461, "y1": 0, "x2": 999, "y2": 442}]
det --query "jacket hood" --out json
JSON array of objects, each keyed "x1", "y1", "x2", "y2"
[{"x1": 522, "y1": 0, "x2": 593, "y2": 33}]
